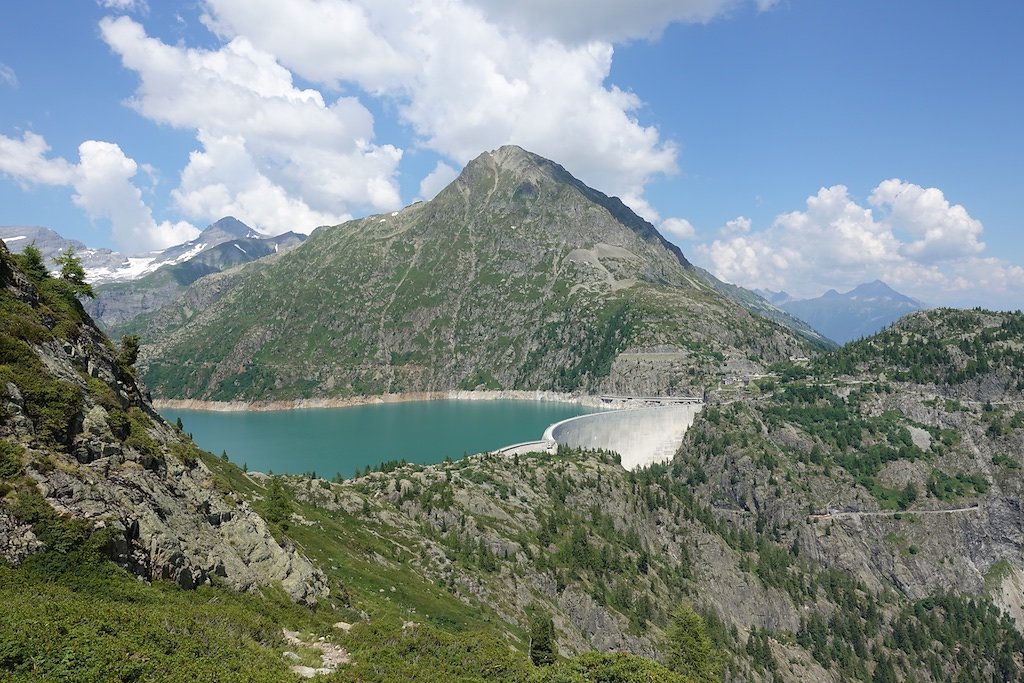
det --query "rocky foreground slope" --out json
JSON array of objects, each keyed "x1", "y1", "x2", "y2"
[
  {"x1": 133, "y1": 146, "x2": 825, "y2": 402},
  {"x1": 0, "y1": 240, "x2": 325, "y2": 603}
]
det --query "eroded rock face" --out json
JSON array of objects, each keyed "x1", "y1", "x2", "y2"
[
  {"x1": 0, "y1": 508, "x2": 43, "y2": 564},
  {"x1": 0, "y1": 240, "x2": 327, "y2": 605},
  {"x1": 30, "y1": 453, "x2": 327, "y2": 604}
]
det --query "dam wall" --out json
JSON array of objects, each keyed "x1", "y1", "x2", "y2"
[{"x1": 542, "y1": 404, "x2": 703, "y2": 470}]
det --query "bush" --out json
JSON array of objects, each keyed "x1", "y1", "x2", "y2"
[
  {"x1": 0, "y1": 335, "x2": 82, "y2": 450},
  {"x1": 529, "y1": 652, "x2": 689, "y2": 683},
  {"x1": 0, "y1": 440, "x2": 25, "y2": 479}
]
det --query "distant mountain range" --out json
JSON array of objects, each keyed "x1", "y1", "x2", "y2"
[
  {"x1": 756, "y1": 280, "x2": 925, "y2": 344},
  {"x1": 0, "y1": 216, "x2": 279, "y2": 284},
  {"x1": 0, "y1": 217, "x2": 305, "y2": 330}
]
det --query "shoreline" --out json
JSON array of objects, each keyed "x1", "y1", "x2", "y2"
[{"x1": 152, "y1": 389, "x2": 614, "y2": 413}]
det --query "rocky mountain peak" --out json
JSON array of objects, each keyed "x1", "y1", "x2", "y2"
[{"x1": 201, "y1": 216, "x2": 263, "y2": 242}]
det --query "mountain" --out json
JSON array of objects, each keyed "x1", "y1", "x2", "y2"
[
  {"x1": 0, "y1": 225, "x2": 130, "y2": 280},
  {"x1": 772, "y1": 280, "x2": 925, "y2": 345},
  {"x1": 1, "y1": 216, "x2": 289, "y2": 285},
  {"x1": 754, "y1": 288, "x2": 796, "y2": 306},
  {"x1": 3, "y1": 229, "x2": 1023, "y2": 681},
  {"x1": 85, "y1": 230, "x2": 305, "y2": 331},
  {"x1": 155, "y1": 215, "x2": 263, "y2": 264},
  {"x1": 133, "y1": 145, "x2": 824, "y2": 402},
  {"x1": 700, "y1": 273, "x2": 831, "y2": 348}
]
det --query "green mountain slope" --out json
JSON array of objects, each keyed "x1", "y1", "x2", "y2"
[{"x1": 134, "y1": 146, "x2": 821, "y2": 401}]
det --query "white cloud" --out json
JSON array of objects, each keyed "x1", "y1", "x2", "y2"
[
  {"x1": 418, "y1": 161, "x2": 459, "y2": 201},
  {"x1": 870, "y1": 179, "x2": 984, "y2": 263},
  {"x1": 200, "y1": 0, "x2": 412, "y2": 92},
  {"x1": 73, "y1": 141, "x2": 199, "y2": 250},
  {"x1": 720, "y1": 215, "x2": 751, "y2": 237},
  {"x1": 197, "y1": 0, "x2": 680, "y2": 222},
  {"x1": 0, "y1": 131, "x2": 197, "y2": 251},
  {"x1": 98, "y1": 0, "x2": 147, "y2": 11},
  {"x1": 660, "y1": 217, "x2": 697, "y2": 241},
  {"x1": 697, "y1": 181, "x2": 1021, "y2": 308},
  {"x1": 172, "y1": 132, "x2": 343, "y2": 233},
  {"x1": 0, "y1": 132, "x2": 75, "y2": 186},
  {"x1": 0, "y1": 63, "x2": 17, "y2": 88},
  {"x1": 463, "y1": 0, "x2": 745, "y2": 43},
  {"x1": 99, "y1": 15, "x2": 403, "y2": 234}
]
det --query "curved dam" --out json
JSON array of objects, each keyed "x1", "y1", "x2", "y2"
[{"x1": 541, "y1": 404, "x2": 703, "y2": 470}]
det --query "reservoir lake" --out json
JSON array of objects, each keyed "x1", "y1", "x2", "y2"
[{"x1": 159, "y1": 400, "x2": 596, "y2": 477}]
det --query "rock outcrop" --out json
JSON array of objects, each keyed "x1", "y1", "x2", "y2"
[{"x1": 0, "y1": 240, "x2": 327, "y2": 604}]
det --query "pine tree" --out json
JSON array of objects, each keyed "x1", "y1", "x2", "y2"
[
  {"x1": 529, "y1": 613, "x2": 556, "y2": 666},
  {"x1": 665, "y1": 604, "x2": 721, "y2": 683},
  {"x1": 53, "y1": 247, "x2": 94, "y2": 298},
  {"x1": 17, "y1": 243, "x2": 49, "y2": 281},
  {"x1": 120, "y1": 335, "x2": 141, "y2": 369}
]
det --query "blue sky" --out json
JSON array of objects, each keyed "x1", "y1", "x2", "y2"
[{"x1": 0, "y1": 0, "x2": 1021, "y2": 308}]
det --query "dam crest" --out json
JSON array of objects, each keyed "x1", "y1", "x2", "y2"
[{"x1": 495, "y1": 399, "x2": 704, "y2": 470}]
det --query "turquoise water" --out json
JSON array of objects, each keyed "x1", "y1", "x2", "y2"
[{"x1": 159, "y1": 400, "x2": 595, "y2": 477}]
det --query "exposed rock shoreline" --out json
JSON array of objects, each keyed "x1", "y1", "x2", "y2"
[{"x1": 153, "y1": 390, "x2": 614, "y2": 412}]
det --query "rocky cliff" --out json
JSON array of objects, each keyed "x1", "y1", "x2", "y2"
[{"x1": 0, "y1": 240, "x2": 326, "y2": 603}]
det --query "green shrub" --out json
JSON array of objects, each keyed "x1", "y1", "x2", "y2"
[
  {"x1": 529, "y1": 652, "x2": 689, "y2": 683},
  {"x1": 10, "y1": 488, "x2": 90, "y2": 554},
  {"x1": 123, "y1": 408, "x2": 162, "y2": 466},
  {"x1": 0, "y1": 440, "x2": 24, "y2": 479},
  {"x1": 0, "y1": 335, "x2": 82, "y2": 451}
]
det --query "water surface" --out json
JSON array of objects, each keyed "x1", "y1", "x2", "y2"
[{"x1": 160, "y1": 400, "x2": 595, "y2": 477}]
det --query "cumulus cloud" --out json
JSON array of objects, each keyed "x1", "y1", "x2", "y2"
[
  {"x1": 197, "y1": 0, "x2": 682, "y2": 221},
  {"x1": 697, "y1": 181, "x2": 1022, "y2": 308},
  {"x1": 98, "y1": 0, "x2": 147, "y2": 11},
  {"x1": 0, "y1": 63, "x2": 17, "y2": 88},
  {"x1": 99, "y1": 15, "x2": 403, "y2": 234},
  {"x1": 73, "y1": 141, "x2": 199, "y2": 250},
  {"x1": 418, "y1": 161, "x2": 459, "y2": 201},
  {"x1": 172, "y1": 132, "x2": 343, "y2": 232},
  {"x1": 0, "y1": 131, "x2": 197, "y2": 251},
  {"x1": 660, "y1": 217, "x2": 697, "y2": 241},
  {"x1": 869, "y1": 179, "x2": 984, "y2": 262},
  {"x1": 463, "y1": 0, "x2": 744, "y2": 43},
  {"x1": 0, "y1": 132, "x2": 75, "y2": 186},
  {"x1": 720, "y1": 216, "x2": 751, "y2": 237}
]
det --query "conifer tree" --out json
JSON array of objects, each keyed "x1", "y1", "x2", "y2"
[{"x1": 54, "y1": 247, "x2": 94, "y2": 298}]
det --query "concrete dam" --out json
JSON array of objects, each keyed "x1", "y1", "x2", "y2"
[{"x1": 496, "y1": 401, "x2": 703, "y2": 470}]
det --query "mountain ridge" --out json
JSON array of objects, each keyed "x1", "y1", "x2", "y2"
[
  {"x1": 758, "y1": 280, "x2": 925, "y2": 345},
  {"x1": 134, "y1": 145, "x2": 822, "y2": 401}
]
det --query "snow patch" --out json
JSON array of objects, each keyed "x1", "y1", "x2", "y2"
[
  {"x1": 86, "y1": 256, "x2": 158, "y2": 283},
  {"x1": 234, "y1": 243, "x2": 248, "y2": 255},
  {"x1": 2, "y1": 235, "x2": 27, "y2": 242},
  {"x1": 169, "y1": 243, "x2": 207, "y2": 264}
]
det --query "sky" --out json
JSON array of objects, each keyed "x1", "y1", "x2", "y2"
[{"x1": 0, "y1": 0, "x2": 1021, "y2": 309}]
